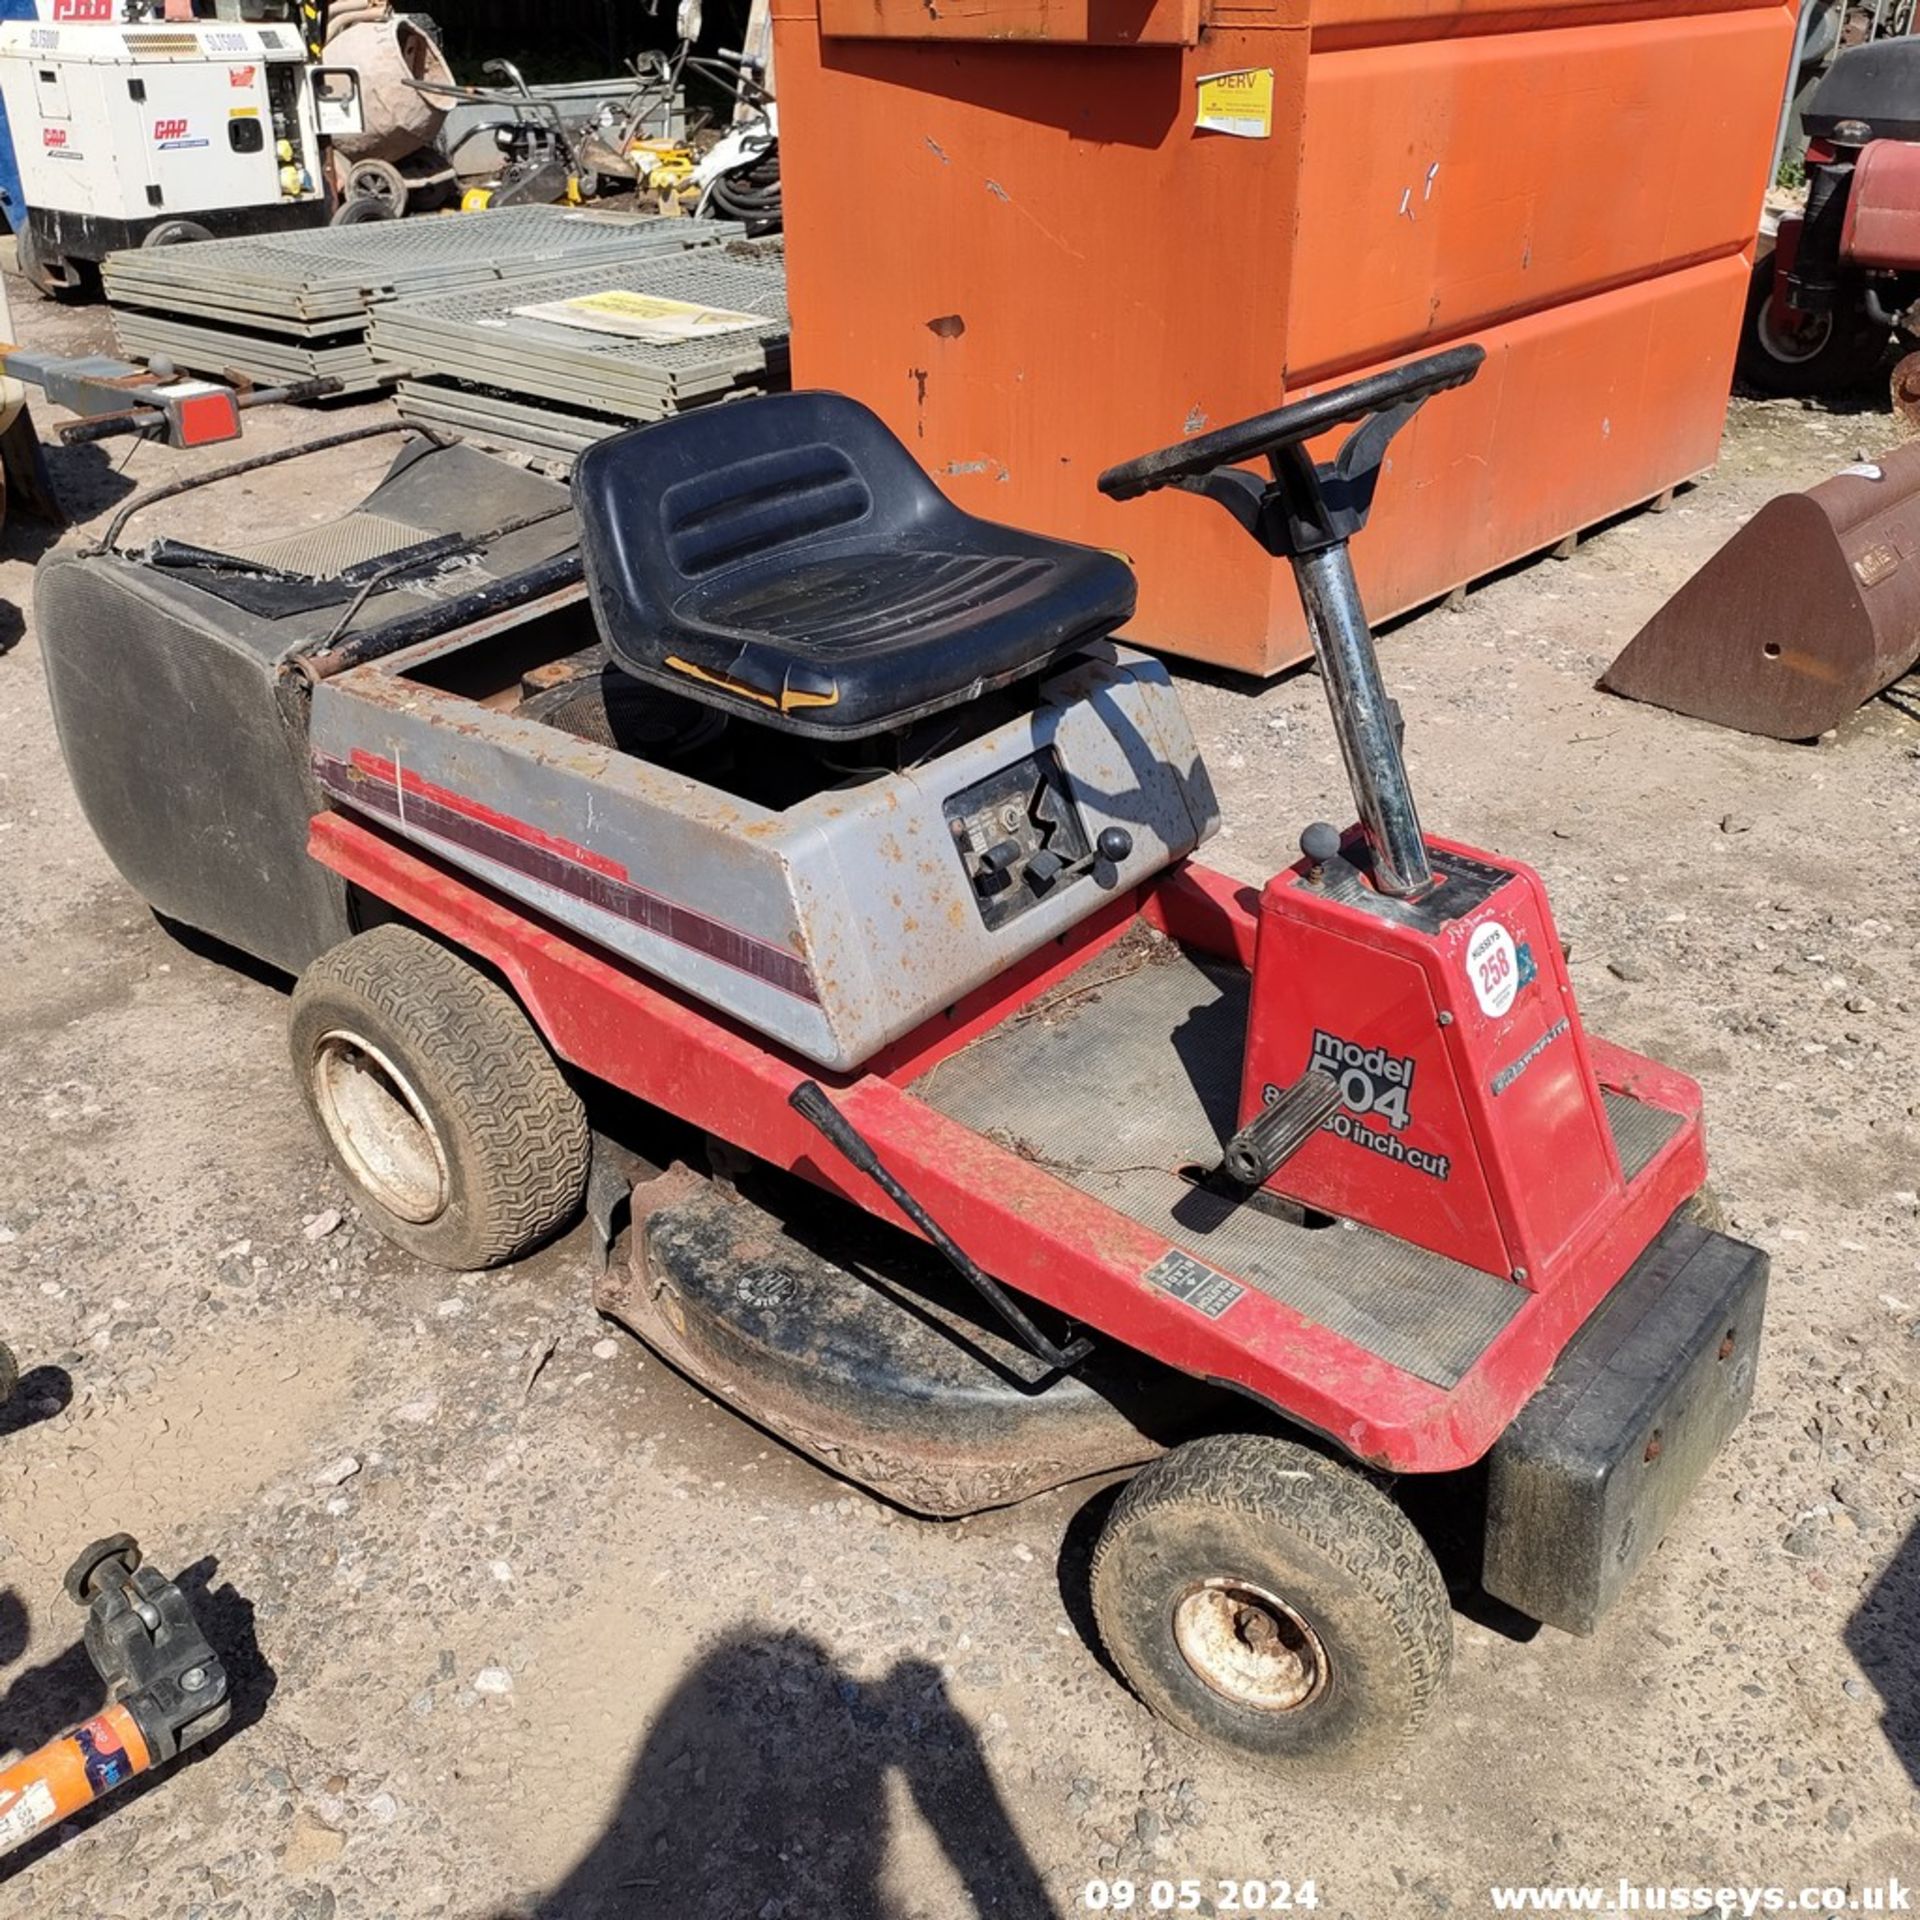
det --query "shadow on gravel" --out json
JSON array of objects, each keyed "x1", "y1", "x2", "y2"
[
  {"x1": 150, "y1": 910, "x2": 295, "y2": 993},
  {"x1": 0, "y1": 1364, "x2": 73, "y2": 1439},
  {"x1": 527, "y1": 1629, "x2": 1057, "y2": 1920},
  {"x1": 1877, "y1": 677, "x2": 1920, "y2": 727},
  {"x1": 0, "y1": 432, "x2": 141, "y2": 590},
  {"x1": 1055, "y1": 1480, "x2": 1125, "y2": 1687},
  {"x1": 1845, "y1": 1515, "x2": 1920, "y2": 1790},
  {"x1": 0, "y1": 1590, "x2": 27, "y2": 1668},
  {"x1": 0, "y1": 1556, "x2": 274, "y2": 1883}
]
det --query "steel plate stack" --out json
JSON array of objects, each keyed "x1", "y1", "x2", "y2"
[
  {"x1": 367, "y1": 248, "x2": 789, "y2": 464},
  {"x1": 104, "y1": 207, "x2": 738, "y2": 394}
]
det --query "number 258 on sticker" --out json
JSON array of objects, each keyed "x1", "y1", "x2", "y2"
[{"x1": 1465, "y1": 920, "x2": 1519, "y2": 1018}]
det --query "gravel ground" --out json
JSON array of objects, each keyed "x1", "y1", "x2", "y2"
[{"x1": 1, "y1": 283, "x2": 1916, "y2": 1920}]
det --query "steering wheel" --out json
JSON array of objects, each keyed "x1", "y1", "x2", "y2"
[{"x1": 1098, "y1": 344, "x2": 1486, "y2": 502}]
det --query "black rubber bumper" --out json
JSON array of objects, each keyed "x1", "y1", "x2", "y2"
[{"x1": 1482, "y1": 1217, "x2": 1768, "y2": 1634}]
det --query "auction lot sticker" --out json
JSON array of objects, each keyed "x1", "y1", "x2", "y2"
[{"x1": 1466, "y1": 920, "x2": 1519, "y2": 1018}]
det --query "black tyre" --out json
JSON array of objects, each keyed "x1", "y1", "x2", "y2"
[
  {"x1": 289, "y1": 925, "x2": 590, "y2": 1270},
  {"x1": 1090, "y1": 1433, "x2": 1451, "y2": 1771},
  {"x1": 142, "y1": 219, "x2": 215, "y2": 248},
  {"x1": 331, "y1": 195, "x2": 397, "y2": 225},
  {"x1": 1736, "y1": 258, "x2": 1889, "y2": 399}
]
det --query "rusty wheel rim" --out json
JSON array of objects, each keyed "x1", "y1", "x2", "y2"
[
  {"x1": 311, "y1": 1029, "x2": 450, "y2": 1225},
  {"x1": 1172, "y1": 1577, "x2": 1328, "y2": 1713}
]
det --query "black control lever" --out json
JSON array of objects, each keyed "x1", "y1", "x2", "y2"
[
  {"x1": 1221, "y1": 1070, "x2": 1343, "y2": 1189},
  {"x1": 789, "y1": 1082, "x2": 1094, "y2": 1374}
]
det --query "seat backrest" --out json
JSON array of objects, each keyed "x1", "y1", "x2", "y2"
[
  {"x1": 662, "y1": 440, "x2": 870, "y2": 579},
  {"x1": 575, "y1": 390, "x2": 955, "y2": 636}
]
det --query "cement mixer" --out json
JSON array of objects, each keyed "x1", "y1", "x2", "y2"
[{"x1": 323, "y1": 3, "x2": 459, "y2": 218}]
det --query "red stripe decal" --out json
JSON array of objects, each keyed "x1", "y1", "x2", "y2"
[
  {"x1": 347, "y1": 749, "x2": 627, "y2": 880},
  {"x1": 317, "y1": 752, "x2": 819, "y2": 1005}
]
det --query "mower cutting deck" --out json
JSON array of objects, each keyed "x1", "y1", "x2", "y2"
[{"x1": 39, "y1": 350, "x2": 1766, "y2": 1773}]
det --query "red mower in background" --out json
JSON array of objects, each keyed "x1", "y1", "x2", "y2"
[
  {"x1": 1743, "y1": 36, "x2": 1920, "y2": 400},
  {"x1": 37, "y1": 347, "x2": 1768, "y2": 1773}
]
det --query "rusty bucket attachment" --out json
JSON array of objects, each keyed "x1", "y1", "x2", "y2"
[{"x1": 1601, "y1": 439, "x2": 1920, "y2": 741}]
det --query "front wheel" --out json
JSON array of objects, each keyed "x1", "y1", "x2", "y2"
[
  {"x1": 289, "y1": 925, "x2": 590, "y2": 1270},
  {"x1": 331, "y1": 194, "x2": 397, "y2": 226},
  {"x1": 1736, "y1": 259, "x2": 1890, "y2": 399},
  {"x1": 1090, "y1": 1433, "x2": 1452, "y2": 1771},
  {"x1": 141, "y1": 218, "x2": 214, "y2": 248}
]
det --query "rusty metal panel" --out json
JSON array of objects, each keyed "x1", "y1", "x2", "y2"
[
  {"x1": 1601, "y1": 440, "x2": 1920, "y2": 740},
  {"x1": 910, "y1": 932, "x2": 1526, "y2": 1387},
  {"x1": 310, "y1": 640, "x2": 1217, "y2": 1069}
]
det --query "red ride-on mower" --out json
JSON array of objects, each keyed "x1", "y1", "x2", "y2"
[
  {"x1": 39, "y1": 350, "x2": 1766, "y2": 1771},
  {"x1": 1742, "y1": 38, "x2": 1920, "y2": 398}
]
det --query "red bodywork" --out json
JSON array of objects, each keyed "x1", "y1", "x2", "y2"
[
  {"x1": 310, "y1": 812, "x2": 1706, "y2": 1476},
  {"x1": 1770, "y1": 209, "x2": 1807, "y2": 325},
  {"x1": 1242, "y1": 842, "x2": 1622, "y2": 1285},
  {"x1": 1841, "y1": 139, "x2": 1920, "y2": 269},
  {"x1": 1771, "y1": 136, "x2": 1920, "y2": 325}
]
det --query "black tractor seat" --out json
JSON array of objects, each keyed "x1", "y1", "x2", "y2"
[{"x1": 573, "y1": 391, "x2": 1138, "y2": 739}]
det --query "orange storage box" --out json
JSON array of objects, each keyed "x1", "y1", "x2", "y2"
[{"x1": 771, "y1": 0, "x2": 1797, "y2": 673}]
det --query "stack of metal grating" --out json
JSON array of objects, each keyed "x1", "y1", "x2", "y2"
[
  {"x1": 366, "y1": 243, "x2": 789, "y2": 465},
  {"x1": 104, "y1": 206, "x2": 740, "y2": 396}
]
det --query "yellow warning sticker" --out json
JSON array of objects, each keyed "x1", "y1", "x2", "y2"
[
  {"x1": 1195, "y1": 67, "x2": 1274, "y2": 140},
  {"x1": 513, "y1": 288, "x2": 765, "y2": 344}
]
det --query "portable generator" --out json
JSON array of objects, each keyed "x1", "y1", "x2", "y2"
[{"x1": 0, "y1": 0, "x2": 361, "y2": 293}]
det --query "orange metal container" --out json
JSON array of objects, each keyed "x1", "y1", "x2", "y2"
[{"x1": 771, "y1": 0, "x2": 1797, "y2": 672}]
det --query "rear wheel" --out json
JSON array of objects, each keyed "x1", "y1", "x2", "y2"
[
  {"x1": 1736, "y1": 259, "x2": 1889, "y2": 398},
  {"x1": 1090, "y1": 1433, "x2": 1451, "y2": 1771},
  {"x1": 142, "y1": 219, "x2": 214, "y2": 248},
  {"x1": 289, "y1": 925, "x2": 590, "y2": 1269}
]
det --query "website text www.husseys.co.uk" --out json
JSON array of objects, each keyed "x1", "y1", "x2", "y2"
[{"x1": 1488, "y1": 1881, "x2": 1909, "y2": 1916}]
